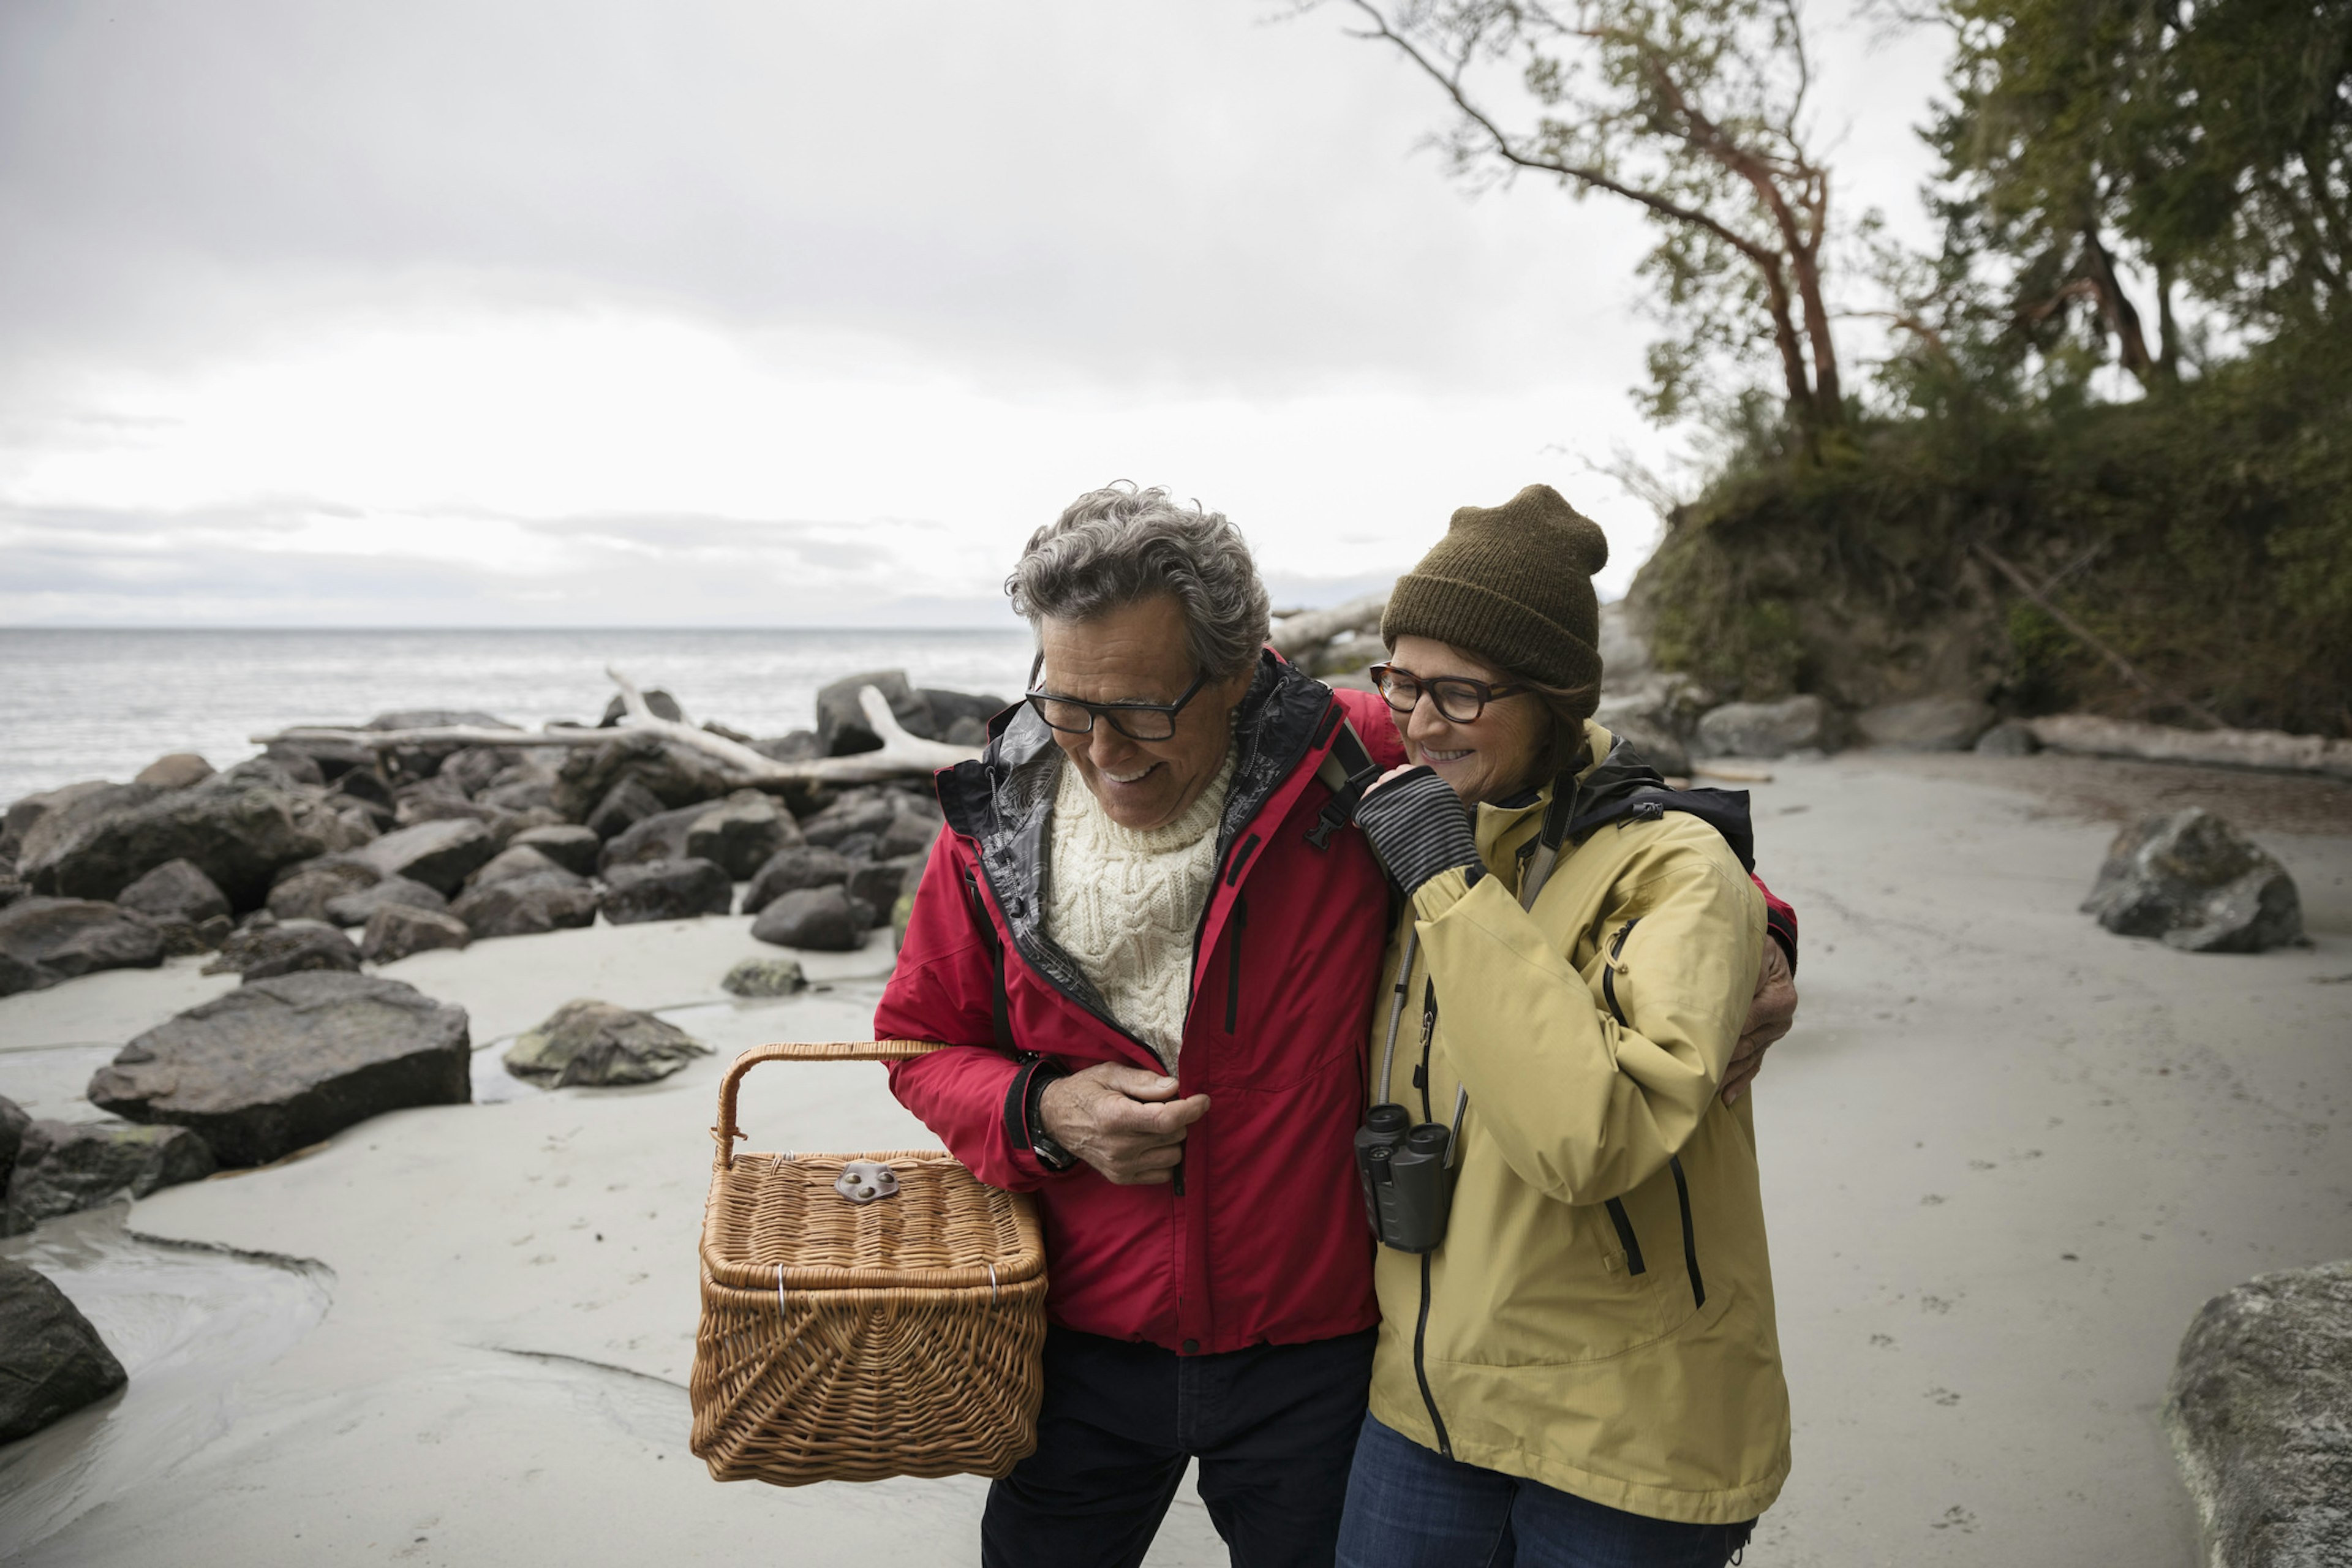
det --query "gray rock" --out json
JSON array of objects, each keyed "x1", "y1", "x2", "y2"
[
  {"x1": 830, "y1": 831, "x2": 880, "y2": 864},
  {"x1": 366, "y1": 707, "x2": 516, "y2": 733},
  {"x1": 450, "y1": 872, "x2": 600, "y2": 938},
  {"x1": 0, "y1": 1259, "x2": 128, "y2": 1441},
  {"x1": 741, "y1": 845, "x2": 853, "y2": 914},
  {"x1": 552, "y1": 731, "x2": 739, "y2": 823},
  {"x1": 752, "y1": 731, "x2": 823, "y2": 764},
  {"x1": 267, "y1": 856, "x2": 380, "y2": 921},
  {"x1": 0, "y1": 897, "x2": 166, "y2": 996},
  {"x1": 466, "y1": 844, "x2": 576, "y2": 892},
  {"x1": 437, "y1": 745, "x2": 526, "y2": 798},
  {"x1": 1593, "y1": 696, "x2": 1691, "y2": 777},
  {"x1": 3, "y1": 780, "x2": 135, "y2": 865},
  {"x1": 919, "y1": 690, "x2": 1008, "y2": 739},
  {"x1": 1596, "y1": 600, "x2": 1656, "y2": 694},
  {"x1": 721, "y1": 957, "x2": 806, "y2": 997},
  {"x1": 115, "y1": 858, "x2": 230, "y2": 925},
  {"x1": 3, "y1": 1118, "x2": 216, "y2": 1233},
  {"x1": 2165, "y1": 1261, "x2": 2352, "y2": 1568},
  {"x1": 265, "y1": 734, "x2": 376, "y2": 783},
  {"x1": 1974, "y1": 720, "x2": 2040, "y2": 756},
  {"x1": 847, "y1": 854, "x2": 925, "y2": 922},
  {"x1": 750, "y1": 885, "x2": 868, "y2": 951},
  {"x1": 815, "y1": 669, "x2": 937, "y2": 754},
  {"x1": 874, "y1": 806, "x2": 941, "y2": 861},
  {"x1": 1694, "y1": 695, "x2": 1834, "y2": 760},
  {"x1": 20, "y1": 774, "x2": 365, "y2": 910},
  {"x1": 503, "y1": 998, "x2": 710, "y2": 1088},
  {"x1": 322, "y1": 875, "x2": 447, "y2": 927},
  {"x1": 0, "y1": 1094, "x2": 29, "y2": 1174},
  {"x1": 478, "y1": 769, "x2": 558, "y2": 813},
  {"x1": 228, "y1": 752, "x2": 322, "y2": 791},
  {"x1": 600, "y1": 790, "x2": 794, "y2": 880},
  {"x1": 2081, "y1": 809, "x2": 2305, "y2": 953},
  {"x1": 391, "y1": 791, "x2": 537, "y2": 847},
  {"x1": 153, "y1": 913, "x2": 233, "y2": 957},
  {"x1": 134, "y1": 752, "x2": 215, "y2": 790},
  {"x1": 596, "y1": 688, "x2": 685, "y2": 726},
  {"x1": 585, "y1": 775, "x2": 667, "y2": 840},
  {"x1": 360, "y1": 903, "x2": 472, "y2": 963},
  {"x1": 800, "y1": 791, "x2": 900, "y2": 849},
  {"x1": 88, "y1": 970, "x2": 471, "y2": 1166},
  {"x1": 355, "y1": 817, "x2": 497, "y2": 895},
  {"x1": 333, "y1": 765, "x2": 397, "y2": 809},
  {"x1": 1855, "y1": 695, "x2": 1996, "y2": 752},
  {"x1": 202, "y1": 920, "x2": 361, "y2": 981},
  {"x1": 510, "y1": 823, "x2": 601, "y2": 876},
  {"x1": 600, "y1": 858, "x2": 733, "y2": 925}
]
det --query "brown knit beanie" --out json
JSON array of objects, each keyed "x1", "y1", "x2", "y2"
[{"x1": 1381, "y1": 483, "x2": 1608, "y2": 696}]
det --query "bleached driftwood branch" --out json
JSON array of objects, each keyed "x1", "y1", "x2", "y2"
[
  {"x1": 2026, "y1": 715, "x2": 2352, "y2": 780},
  {"x1": 1268, "y1": 591, "x2": 1387, "y2": 658},
  {"x1": 253, "y1": 669, "x2": 981, "y2": 785}
]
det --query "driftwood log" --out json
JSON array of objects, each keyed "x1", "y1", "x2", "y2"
[
  {"x1": 253, "y1": 669, "x2": 981, "y2": 786},
  {"x1": 2027, "y1": 714, "x2": 2352, "y2": 780}
]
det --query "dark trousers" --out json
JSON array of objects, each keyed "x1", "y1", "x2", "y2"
[
  {"x1": 981, "y1": 1325, "x2": 1377, "y2": 1568},
  {"x1": 1335, "y1": 1415, "x2": 1754, "y2": 1568}
]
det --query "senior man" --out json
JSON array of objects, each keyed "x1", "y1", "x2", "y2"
[{"x1": 876, "y1": 483, "x2": 1797, "y2": 1568}]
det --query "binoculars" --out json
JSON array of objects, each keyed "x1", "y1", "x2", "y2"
[{"x1": 1354, "y1": 1102, "x2": 1455, "y2": 1253}]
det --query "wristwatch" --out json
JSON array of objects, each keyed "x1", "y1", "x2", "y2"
[{"x1": 1014, "y1": 1056, "x2": 1079, "y2": 1172}]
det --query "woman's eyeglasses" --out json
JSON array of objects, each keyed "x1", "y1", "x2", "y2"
[
  {"x1": 1369, "y1": 663, "x2": 1529, "y2": 725},
  {"x1": 1025, "y1": 654, "x2": 1210, "y2": 742}
]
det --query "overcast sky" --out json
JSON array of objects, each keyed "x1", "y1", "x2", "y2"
[{"x1": 0, "y1": 0, "x2": 1950, "y2": 627}]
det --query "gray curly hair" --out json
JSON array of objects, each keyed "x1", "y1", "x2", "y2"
[{"x1": 1006, "y1": 483, "x2": 1272, "y2": 680}]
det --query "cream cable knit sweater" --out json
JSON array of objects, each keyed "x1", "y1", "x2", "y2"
[{"x1": 1044, "y1": 746, "x2": 1237, "y2": 1071}]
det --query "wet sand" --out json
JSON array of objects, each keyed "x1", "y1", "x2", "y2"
[{"x1": 3, "y1": 752, "x2": 2350, "y2": 1566}]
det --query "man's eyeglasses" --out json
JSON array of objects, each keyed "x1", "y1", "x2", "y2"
[
  {"x1": 1025, "y1": 654, "x2": 1211, "y2": 742},
  {"x1": 1369, "y1": 663, "x2": 1529, "y2": 725}
]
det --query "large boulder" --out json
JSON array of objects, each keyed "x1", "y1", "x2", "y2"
[
  {"x1": 815, "y1": 669, "x2": 937, "y2": 754},
  {"x1": 599, "y1": 790, "x2": 794, "y2": 880},
  {"x1": 510, "y1": 823, "x2": 600, "y2": 876},
  {"x1": 919, "y1": 689, "x2": 1008, "y2": 748},
  {"x1": 750, "y1": 885, "x2": 869, "y2": 952},
  {"x1": 1855, "y1": 695, "x2": 1996, "y2": 752},
  {"x1": 1974, "y1": 720, "x2": 2040, "y2": 756},
  {"x1": 3, "y1": 1118, "x2": 216, "y2": 1233},
  {"x1": 799, "y1": 790, "x2": 901, "y2": 849},
  {"x1": 465, "y1": 844, "x2": 573, "y2": 892},
  {"x1": 503, "y1": 998, "x2": 710, "y2": 1088},
  {"x1": 0, "y1": 1094, "x2": 28, "y2": 1174},
  {"x1": 115, "y1": 858, "x2": 231, "y2": 925},
  {"x1": 600, "y1": 859, "x2": 733, "y2": 925},
  {"x1": 741, "y1": 845, "x2": 853, "y2": 914},
  {"x1": 437, "y1": 745, "x2": 527, "y2": 798},
  {"x1": 134, "y1": 752, "x2": 215, "y2": 791},
  {"x1": 2081, "y1": 809, "x2": 2304, "y2": 953},
  {"x1": 360, "y1": 904, "x2": 472, "y2": 963},
  {"x1": 752, "y1": 731, "x2": 824, "y2": 764},
  {"x1": 2165, "y1": 1261, "x2": 2352, "y2": 1568},
  {"x1": 202, "y1": 920, "x2": 361, "y2": 981},
  {"x1": 873, "y1": 805, "x2": 941, "y2": 861},
  {"x1": 265, "y1": 733, "x2": 377, "y2": 783},
  {"x1": 267, "y1": 856, "x2": 380, "y2": 921},
  {"x1": 88, "y1": 971, "x2": 471, "y2": 1167},
  {"x1": 596, "y1": 688, "x2": 685, "y2": 726},
  {"x1": 2, "y1": 780, "x2": 133, "y2": 865},
  {"x1": 551, "y1": 731, "x2": 742, "y2": 821},
  {"x1": 0, "y1": 1260, "x2": 128, "y2": 1442},
  {"x1": 1694, "y1": 695, "x2": 1834, "y2": 760},
  {"x1": 585, "y1": 775, "x2": 667, "y2": 840},
  {"x1": 0, "y1": 897, "x2": 165, "y2": 996},
  {"x1": 846, "y1": 855, "x2": 925, "y2": 924},
  {"x1": 355, "y1": 818, "x2": 497, "y2": 895},
  {"x1": 322, "y1": 875, "x2": 447, "y2": 927},
  {"x1": 20, "y1": 774, "x2": 365, "y2": 910},
  {"x1": 450, "y1": 872, "x2": 600, "y2": 938}
]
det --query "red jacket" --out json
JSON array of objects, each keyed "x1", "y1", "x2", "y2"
[{"x1": 877, "y1": 654, "x2": 1796, "y2": 1355}]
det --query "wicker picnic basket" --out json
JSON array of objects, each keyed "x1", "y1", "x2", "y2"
[{"x1": 688, "y1": 1039, "x2": 1049, "y2": 1486}]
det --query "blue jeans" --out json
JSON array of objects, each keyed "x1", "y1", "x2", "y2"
[{"x1": 1336, "y1": 1415, "x2": 1754, "y2": 1568}]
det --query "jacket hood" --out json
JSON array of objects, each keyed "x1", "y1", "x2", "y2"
[{"x1": 1488, "y1": 723, "x2": 1756, "y2": 875}]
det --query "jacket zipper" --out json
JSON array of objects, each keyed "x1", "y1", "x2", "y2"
[
  {"x1": 1411, "y1": 973, "x2": 1450, "y2": 1455},
  {"x1": 1223, "y1": 894, "x2": 1248, "y2": 1032},
  {"x1": 1600, "y1": 916, "x2": 1704, "y2": 1308}
]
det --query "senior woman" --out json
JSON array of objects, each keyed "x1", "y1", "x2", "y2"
[{"x1": 1335, "y1": 484, "x2": 1792, "y2": 1567}]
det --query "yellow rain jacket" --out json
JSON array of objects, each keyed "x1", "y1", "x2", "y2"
[{"x1": 1364, "y1": 723, "x2": 1791, "y2": 1526}]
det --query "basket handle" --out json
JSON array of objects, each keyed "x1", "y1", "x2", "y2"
[{"x1": 712, "y1": 1040, "x2": 952, "y2": 1165}]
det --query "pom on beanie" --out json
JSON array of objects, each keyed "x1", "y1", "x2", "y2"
[{"x1": 1379, "y1": 483, "x2": 1607, "y2": 695}]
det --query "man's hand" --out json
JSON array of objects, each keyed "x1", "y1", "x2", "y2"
[
  {"x1": 1038, "y1": 1062, "x2": 1210, "y2": 1185},
  {"x1": 1724, "y1": 938, "x2": 1796, "y2": 1106}
]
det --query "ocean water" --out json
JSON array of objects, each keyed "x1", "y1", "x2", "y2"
[{"x1": 0, "y1": 628, "x2": 1038, "y2": 806}]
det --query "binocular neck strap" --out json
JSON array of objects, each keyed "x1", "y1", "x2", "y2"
[
  {"x1": 1377, "y1": 928, "x2": 1421, "y2": 1105},
  {"x1": 1515, "y1": 772, "x2": 1584, "y2": 913}
]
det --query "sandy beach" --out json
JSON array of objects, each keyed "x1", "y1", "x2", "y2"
[{"x1": 4, "y1": 748, "x2": 2349, "y2": 1566}]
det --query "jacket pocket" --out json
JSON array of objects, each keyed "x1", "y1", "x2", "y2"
[{"x1": 1224, "y1": 893, "x2": 1248, "y2": 1033}]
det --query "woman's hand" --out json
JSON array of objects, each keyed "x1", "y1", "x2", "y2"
[
  {"x1": 1352, "y1": 765, "x2": 1483, "y2": 895},
  {"x1": 1723, "y1": 938, "x2": 1796, "y2": 1105}
]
